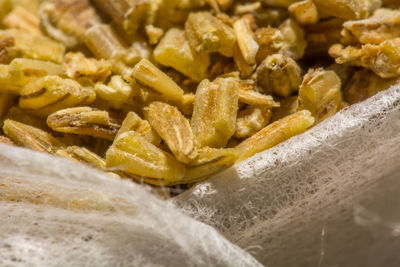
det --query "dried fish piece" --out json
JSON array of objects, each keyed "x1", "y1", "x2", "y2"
[
  {"x1": 236, "y1": 110, "x2": 315, "y2": 162},
  {"x1": 263, "y1": 0, "x2": 299, "y2": 8},
  {"x1": 63, "y1": 52, "x2": 112, "y2": 82},
  {"x1": 3, "y1": 119, "x2": 64, "y2": 153},
  {"x1": 172, "y1": 147, "x2": 239, "y2": 185},
  {"x1": 95, "y1": 75, "x2": 136, "y2": 109},
  {"x1": 144, "y1": 102, "x2": 197, "y2": 164},
  {"x1": 116, "y1": 111, "x2": 160, "y2": 146},
  {"x1": 154, "y1": 28, "x2": 210, "y2": 82},
  {"x1": 3, "y1": 6, "x2": 41, "y2": 35},
  {"x1": 56, "y1": 146, "x2": 106, "y2": 169},
  {"x1": 313, "y1": 0, "x2": 381, "y2": 20},
  {"x1": 85, "y1": 24, "x2": 142, "y2": 65},
  {"x1": 257, "y1": 54, "x2": 302, "y2": 97},
  {"x1": 19, "y1": 76, "x2": 95, "y2": 116},
  {"x1": 185, "y1": 11, "x2": 236, "y2": 57},
  {"x1": 132, "y1": 59, "x2": 184, "y2": 101},
  {"x1": 47, "y1": 107, "x2": 120, "y2": 141},
  {"x1": 304, "y1": 18, "x2": 344, "y2": 58},
  {"x1": 341, "y1": 8, "x2": 400, "y2": 45},
  {"x1": 288, "y1": 0, "x2": 318, "y2": 26},
  {"x1": 329, "y1": 38, "x2": 400, "y2": 78},
  {"x1": 0, "y1": 29, "x2": 65, "y2": 63},
  {"x1": 39, "y1": 0, "x2": 101, "y2": 48},
  {"x1": 279, "y1": 18, "x2": 307, "y2": 60},
  {"x1": 235, "y1": 107, "x2": 272, "y2": 139},
  {"x1": 239, "y1": 89, "x2": 280, "y2": 108},
  {"x1": 191, "y1": 77, "x2": 239, "y2": 148},
  {"x1": 106, "y1": 131, "x2": 186, "y2": 181},
  {"x1": 254, "y1": 27, "x2": 284, "y2": 64},
  {"x1": 343, "y1": 69, "x2": 399, "y2": 104},
  {"x1": 91, "y1": 0, "x2": 150, "y2": 35},
  {"x1": 234, "y1": 16, "x2": 259, "y2": 65},
  {"x1": 0, "y1": 36, "x2": 17, "y2": 64},
  {"x1": 298, "y1": 68, "x2": 342, "y2": 123}
]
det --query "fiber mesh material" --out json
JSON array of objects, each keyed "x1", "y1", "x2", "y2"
[
  {"x1": 175, "y1": 84, "x2": 400, "y2": 267},
  {"x1": 1, "y1": 85, "x2": 399, "y2": 266},
  {"x1": 0, "y1": 144, "x2": 261, "y2": 267}
]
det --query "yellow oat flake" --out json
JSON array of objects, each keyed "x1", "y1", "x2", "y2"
[
  {"x1": 185, "y1": 11, "x2": 236, "y2": 57},
  {"x1": 236, "y1": 110, "x2": 315, "y2": 162},
  {"x1": 144, "y1": 102, "x2": 197, "y2": 164},
  {"x1": 329, "y1": 38, "x2": 400, "y2": 78},
  {"x1": 191, "y1": 77, "x2": 239, "y2": 148},
  {"x1": 154, "y1": 28, "x2": 210, "y2": 82},
  {"x1": 106, "y1": 131, "x2": 186, "y2": 181}
]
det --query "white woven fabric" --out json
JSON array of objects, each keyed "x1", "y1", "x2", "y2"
[
  {"x1": 176, "y1": 85, "x2": 400, "y2": 267},
  {"x1": 0, "y1": 144, "x2": 261, "y2": 266}
]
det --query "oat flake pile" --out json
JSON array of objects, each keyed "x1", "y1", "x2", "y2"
[{"x1": 0, "y1": 0, "x2": 399, "y2": 266}]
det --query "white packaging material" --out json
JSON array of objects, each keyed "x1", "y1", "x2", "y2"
[
  {"x1": 1, "y1": 84, "x2": 399, "y2": 266},
  {"x1": 0, "y1": 144, "x2": 261, "y2": 266},
  {"x1": 175, "y1": 85, "x2": 400, "y2": 266}
]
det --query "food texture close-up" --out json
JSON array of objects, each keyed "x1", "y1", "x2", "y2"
[{"x1": 1, "y1": 0, "x2": 399, "y2": 194}]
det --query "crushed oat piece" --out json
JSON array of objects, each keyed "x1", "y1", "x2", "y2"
[
  {"x1": 233, "y1": 43, "x2": 256, "y2": 78},
  {"x1": 154, "y1": 28, "x2": 210, "y2": 82},
  {"x1": 254, "y1": 27, "x2": 284, "y2": 64},
  {"x1": 0, "y1": 36, "x2": 17, "y2": 64},
  {"x1": 39, "y1": 0, "x2": 100, "y2": 48},
  {"x1": 279, "y1": 18, "x2": 307, "y2": 60},
  {"x1": 145, "y1": 25, "x2": 164, "y2": 45},
  {"x1": 0, "y1": 29, "x2": 65, "y2": 63},
  {"x1": 185, "y1": 11, "x2": 236, "y2": 57},
  {"x1": 116, "y1": 111, "x2": 160, "y2": 146},
  {"x1": 106, "y1": 131, "x2": 186, "y2": 181},
  {"x1": 95, "y1": 75, "x2": 136, "y2": 109},
  {"x1": 191, "y1": 77, "x2": 239, "y2": 148},
  {"x1": 56, "y1": 146, "x2": 106, "y2": 169},
  {"x1": 132, "y1": 58, "x2": 184, "y2": 101},
  {"x1": 257, "y1": 54, "x2": 302, "y2": 97},
  {"x1": 233, "y1": 16, "x2": 259, "y2": 65},
  {"x1": 236, "y1": 110, "x2": 315, "y2": 162},
  {"x1": 3, "y1": 6, "x2": 41, "y2": 35},
  {"x1": 5, "y1": 106, "x2": 49, "y2": 130},
  {"x1": 304, "y1": 18, "x2": 344, "y2": 58},
  {"x1": 239, "y1": 89, "x2": 280, "y2": 108},
  {"x1": 3, "y1": 119, "x2": 64, "y2": 153},
  {"x1": 298, "y1": 68, "x2": 342, "y2": 123},
  {"x1": 63, "y1": 52, "x2": 112, "y2": 82},
  {"x1": 171, "y1": 147, "x2": 239, "y2": 185},
  {"x1": 85, "y1": 24, "x2": 141, "y2": 65},
  {"x1": 235, "y1": 107, "x2": 272, "y2": 138},
  {"x1": 288, "y1": 0, "x2": 318, "y2": 26},
  {"x1": 144, "y1": 101, "x2": 197, "y2": 164},
  {"x1": 91, "y1": 0, "x2": 150, "y2": 35},
  {"x1": 312, "y1": 0, "x2": 381, "y2": 20},
  {"x1": 47, "y1": 107, "x2": 120, "y2": 141},
  {"x1": 0, "y1": 135, "x2": 13, "y2": 145},
  {"x1": 270, "y1": 95, "x2": 299, "y2": 122},
  {"x1": 344, "y1": 69, "x2": 399, "y2": 104},
  {"x1": 19, "y1": 75, "x2": 95, "y2": 116},
  {"x1": 329, "y1": 38, "x2": 400, "y2": 78},
  {"x1": 341, "y1": 8, "x2": 400, "y2": 45}
]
